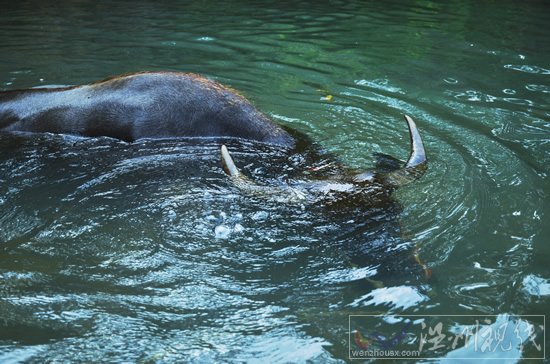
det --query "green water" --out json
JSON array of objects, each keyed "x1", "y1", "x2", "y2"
[{"x1": 0, "y1": 1, "x2": 549, "y2": 362}]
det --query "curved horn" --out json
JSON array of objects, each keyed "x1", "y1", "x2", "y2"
[
  {"x1": 385, "y1": 115, "x2": 427, "y2": 186},
  {"x1": 403, "y1": 114, "x2": 426, "y2": 170},
  {"x1": 221, "y1": 145, "x2": 241, "y2": 178},
  {"x1": 220, "y1": 145, "x2": 257, "y2": 189},
  {"x1": 220, "y1": 145, "x2": 307, "y2": 202},
  {"x1": 354, "y1": 115, "x2": 427, "y2": 186}
]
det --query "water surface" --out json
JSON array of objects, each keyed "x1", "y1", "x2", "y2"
[{"x1": 0, "y1": 1, "x2": 549, "y2": 362}]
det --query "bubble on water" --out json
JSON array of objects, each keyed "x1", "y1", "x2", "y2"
[
  {"x1": 503, "y1": 89, "x2": 515, "y2": 95},
  {"x1": 443, "y1": 77, "x2": 458, "y2": 84},
  {"x1": 503, "y1": 97, "x2": 533, "y2": 106},
  {"x1": 214, "y1": 225, "x2": 231, "y2": 239},
  {"x1": 504, "y1": 64, "x2": 550, "y2": 74},
  {"x1": 166, "y1": 209, "x2": 177, "y2": 221},
  {"x1": 197, "y1": 36, "x2": 215, "y2": 42},
  {"x1": 194, "y1": 223, "x2": 209, "y2": 235},
  {"x1": 233, "y1": 223, "x2": 244, "y2": 233},
  {"x1": 205, "y1": 214, "x2": 219, "y2": 223},
  {"x1": 526, "y1": 84, "x2": 550, "y2": 93},
  {"x1": 252, "y1": 211, "x2": 269, "y2": 221},
  {"x1": 205, "y1": 211, "x2": 226, "y2": 224},
  {"x1": 230, "y1": 213, "x2": 243, "y2": 223}
]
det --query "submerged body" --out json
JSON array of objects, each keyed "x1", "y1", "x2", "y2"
[
  {"x1": 0, "y1": 71, "x2": 430, "y2": 278},
  {"x1": 0, "y1": 72, "x2": 294, "y2": 145}
]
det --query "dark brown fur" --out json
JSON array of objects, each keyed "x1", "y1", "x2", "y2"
[{"x1": 0, "y1": 71, "x2": 295, "y2": 145}]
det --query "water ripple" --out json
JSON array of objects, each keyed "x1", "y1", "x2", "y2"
[
  {"x1": 0, "y1": 0, "x2": 548, "y2": 361},
  {"x1": 504, "y1": 64, "x2": 550, "y2": 74}
]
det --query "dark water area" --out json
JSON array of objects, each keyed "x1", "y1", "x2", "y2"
[{"x1": 0, "y1": 1, "x2": 549, "y2": 362}]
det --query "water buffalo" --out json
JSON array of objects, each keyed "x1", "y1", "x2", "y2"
[
  {"x1": 0, "y1": 71, "x2": 429, "y2": 278},
  {"x1": 0, "y1": 71, "x2": 426, "y2": 184}
]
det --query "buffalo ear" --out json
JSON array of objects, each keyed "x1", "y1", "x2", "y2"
[{"x1": 373, "y1": 152, "x2": 402, "y2": 173}]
